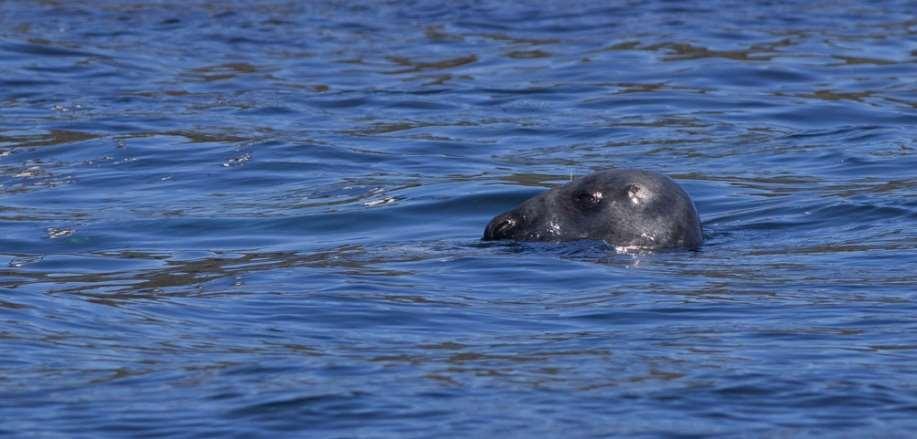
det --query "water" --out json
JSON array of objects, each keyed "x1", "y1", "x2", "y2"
[{"x1": 1, "y1": 0, "x2": 916, "y2": 436}]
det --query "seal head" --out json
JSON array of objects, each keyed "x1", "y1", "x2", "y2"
[{"x1": 483, "y1": 169, "x2": 702, "y2": 250}]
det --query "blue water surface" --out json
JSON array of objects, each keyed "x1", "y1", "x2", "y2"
[{"x1": 1, "y1": 0, "x2": 916, "y2": 436}]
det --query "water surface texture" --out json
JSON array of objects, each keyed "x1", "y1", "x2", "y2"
[{"x1": 2, "y1": 1, "x2": 916, "y2": 436}]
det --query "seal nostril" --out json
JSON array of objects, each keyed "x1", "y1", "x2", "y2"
[{"x1": 483, "y1": 213, "x2": 518, "y2": 240}]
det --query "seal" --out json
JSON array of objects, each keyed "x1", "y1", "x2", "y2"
[{"x1": 483, "y1": 169, "x2": 702, "y2": 250}]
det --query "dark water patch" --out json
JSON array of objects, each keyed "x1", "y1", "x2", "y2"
[
  {"x1": 306, "y1": 95, "x2": 374, "y2": 109},
  {"x1": 0, "y1": 41, "x2": 104, "y2": 59},
  {"x1": 387, "y1": 54, "x2": 478, "y2": 73},
  {"x1": 0, "y1": 78, "x2": 63, "y2": 89},
  {"x1": 0, "y1": 130, "x2": 100, "y2": 149},
  {"x1": 764, "y1": 103, "x2": 917, "y2": 127},
  {"x1": 644, "y1": 41, "x2": 783, "y2": 62}
]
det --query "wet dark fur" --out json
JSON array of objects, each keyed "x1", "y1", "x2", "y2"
[{"x1": 483, "y1": 169, "x2": 702, "y2": 250}]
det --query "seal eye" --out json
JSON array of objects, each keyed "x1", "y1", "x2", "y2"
[
  {"x1": 494, "y1": 216, "x2": 517, "y2": 235},
  {"x1": 626, "y1": 184, "x2": 647, "y2": 205},
  {"x1": 573, "y1": 190, "x2": 603, "y2": 209}
]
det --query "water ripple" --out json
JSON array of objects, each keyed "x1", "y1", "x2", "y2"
[{"x1": 1, "y1": 0, "x2": 916, "y2": 436}]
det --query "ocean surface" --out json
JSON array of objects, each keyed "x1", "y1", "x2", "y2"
[{"x1": 1, "y1": 1, "x2": 916, "y2": 436}]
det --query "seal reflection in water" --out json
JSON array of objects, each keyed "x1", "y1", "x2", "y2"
[{"x1": 483, "y1": 169, "x2": 703, "y2": 250}]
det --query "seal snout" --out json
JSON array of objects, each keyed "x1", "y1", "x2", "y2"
[{"x1": 483, "y1": 212, "x2": 519, "y2": 241}]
